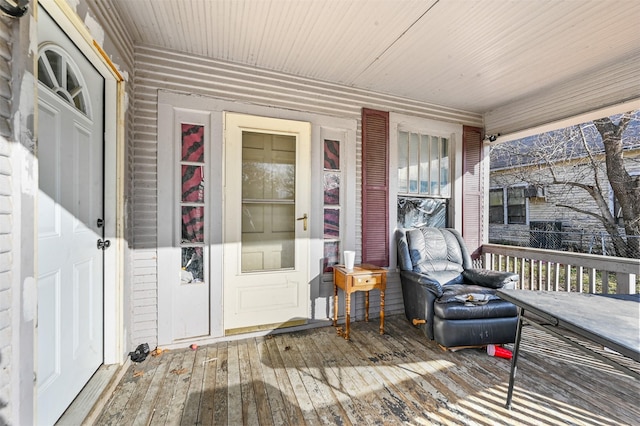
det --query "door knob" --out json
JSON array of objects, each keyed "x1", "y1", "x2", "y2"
[{"x1": 296, "y1": 213, "x2": 308, "y2": 231}]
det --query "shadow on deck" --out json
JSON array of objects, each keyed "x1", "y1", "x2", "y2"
[{"x1": 95, "y1": 315, "x2": 639, "y2": 425}]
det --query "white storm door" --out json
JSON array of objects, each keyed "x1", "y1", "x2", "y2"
[
  {"x1": 37, "y1": 9, "x2": 105, "y2": 426},
  {"x1": 224, "y1": 113, "x2": 311, "y2": 332}
]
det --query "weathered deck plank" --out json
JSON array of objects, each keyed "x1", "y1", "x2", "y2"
[
  {"x1": 96, "y1": 315, "x2": 640, "y2": 426},
  {"x1": 211, "y1": 342, "x2": 228, "y2": 425}
]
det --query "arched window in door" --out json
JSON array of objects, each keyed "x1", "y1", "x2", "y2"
[{"x1": 37, "y1": 45, "x2": 91, "y2": 117}]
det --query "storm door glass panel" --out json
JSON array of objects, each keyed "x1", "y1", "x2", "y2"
[
  {"x1": 180, "y1": 124, "x2": 206, "y2": 283},
  {"x1": 241, "y1": 131, "x2": 296, "y2": 272}
]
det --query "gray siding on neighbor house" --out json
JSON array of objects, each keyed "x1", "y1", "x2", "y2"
[
  {"x1": 0, "y1": 15, "x2": 12, "y2": 424},
  {"x1": 131, "y1": 45, "x2": 483, "y2": 347},
  {"x1": 489, "y1": 150, "x2": 640, "y2": 253}
]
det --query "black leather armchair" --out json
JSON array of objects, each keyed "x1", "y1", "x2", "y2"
[{"x1": 397, "y1": 226, "x2": 519, "y2": 349}]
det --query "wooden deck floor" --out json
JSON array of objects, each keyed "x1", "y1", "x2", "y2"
[{"x1": 96, "y1": 315, "x2": 639, "y2": 425}]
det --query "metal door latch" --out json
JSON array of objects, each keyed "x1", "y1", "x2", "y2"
[
  {"x1": 296, "y1": 213, "x2": 308, "y2": 231},
  {"x1": 97, "y1": 239, "x2": 111, "y2": 250}
]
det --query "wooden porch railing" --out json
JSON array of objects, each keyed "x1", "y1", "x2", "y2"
[{"x1": 482, "y1": 244, "x2": 640, "y2": 294}]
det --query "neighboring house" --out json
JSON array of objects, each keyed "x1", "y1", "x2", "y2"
[
  {"x1": 489, "y1": 113, "x2": 640, "y2": 256},
  {"x1": 0, "y1": 1, "x2": 638, "y2": 425}
]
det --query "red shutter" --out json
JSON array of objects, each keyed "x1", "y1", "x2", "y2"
[
  {"x1": 362, "y1": 108, "x2": 389, "y2": 267},
  {"x1": 462, "y1": 126, "x2": 484, "y2": 259}
]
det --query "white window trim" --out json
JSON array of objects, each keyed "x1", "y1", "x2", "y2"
[{"x1": 389, "y1": 113, "x2": 463, "y2": 268}]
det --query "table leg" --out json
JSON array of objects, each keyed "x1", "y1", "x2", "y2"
[
  {"x1": 506, "y1": 307, "x2": 525, "y2": 409},
  {"x1": 333, "y1": 283, "x2": 338, "y2": 327},
  {"x1": 380, "y1": 290, "x2": 385, "y2": 335},
  {"x1": 345, "y1": 291, "x2": 351, "y2": 340},
  {"x1": 365, "y1": 291, "x2": 370, "y2": 322}
]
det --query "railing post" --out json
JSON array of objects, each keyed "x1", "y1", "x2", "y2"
[
  {"x1": 616, "y1": 273, "x2": 636, "y2": 294},
  {"x1": 588, "y1": 268, "x2": 597, "y2": 293},
  {"x1": 577, "y1": 266, "x2": 584, "y2": 293}
]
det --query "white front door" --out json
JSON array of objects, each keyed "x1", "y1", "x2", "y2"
[
  {"x1": 224, "y1": 113, "x2": 311, "y2": 332},
  {"x1": 37, "y1": 9, "x2": 105, "y2": 425}
]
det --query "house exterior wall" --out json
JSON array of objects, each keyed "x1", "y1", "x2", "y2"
[
  {"x1": 0, "y1": 14, "x2": 14, "y2": 422},
  {"x1": 1, "y1": 6, "x2": 38, "y2": 423},
  {"x1": 0, "y1": 0, "x2": 135, "y2": 423},
  {"x1": 489, "y1": 149, "x2": 640, "y2": 253},
  {"x1": 130, "y1": 44, "x2": 483, "y2": 348}
]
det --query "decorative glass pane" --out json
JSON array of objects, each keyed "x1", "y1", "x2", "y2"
[
  {"x1": 440, "y1": 137, "x2": 450, "y2": 196},
  {"x1": 324, "y1": 208, "x2": 340, "y2": 239},
  {"x1": 419, "y1": 134, "x2": 430, "y2": 194},
  {"x1": 324, "y1": 139, "x2": 340, "y2": 170},
  {"x1": 181, "y1": 247, "x2": 204, "y2": 283},
  {"x1": 38, "y1": 48, "x2": 89, "y2": 115},
  {"x1": 181, "y1": 124, "x2": 204, "y2": 162},
  {"x1": 409, "y1": 133, "x2": 419, "y2": 193},
  {"x1": 398, "y1": 131, "x2": 408, "y2": 193},
  {"x1": 324, "y1": 172, "x2": 340, "y2": 205},
  {"x1": 324, "y1": 241, "x2": 340, "y2": 273},
  {"x1": 182, "y1": 206, "x2": 204, "y2": 243},
  {"x1": 182, "y1": 165, "x2": 204, "y2": 203}
]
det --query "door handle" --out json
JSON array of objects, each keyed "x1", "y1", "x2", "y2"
[{"x1": 296, "y1": 213, "x2": 308, "y2": 231}]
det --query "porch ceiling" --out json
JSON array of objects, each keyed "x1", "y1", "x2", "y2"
[{"x1": 109, "y1": 0, "x2": 640, "y2": 115}]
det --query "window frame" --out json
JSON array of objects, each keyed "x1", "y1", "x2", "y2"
[
  {"x1": 388, "y1": 113, "x2": 464, "y2": 268},
  {"x1": 397, "y1": 130, "x2": 451, "y2": 198},
  {"x1": 489, "y1": 187, "x2": 505, "y2": 224}
]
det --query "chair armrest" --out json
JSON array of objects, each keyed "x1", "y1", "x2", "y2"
[
  {"x1": 400, "y1": 270, "x2": 444, "y2": 297},
  {"x1": 462, "y1": 269, "x2": 519, "y2": 289}
]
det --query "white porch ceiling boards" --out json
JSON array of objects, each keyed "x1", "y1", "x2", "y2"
[{"x1": 108, "y1": 0, "x2": 640, "y2": 129}]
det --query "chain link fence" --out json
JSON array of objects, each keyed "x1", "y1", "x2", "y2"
[{"x1": 490, "y1": 229, "x2": 640, "y2": 259}]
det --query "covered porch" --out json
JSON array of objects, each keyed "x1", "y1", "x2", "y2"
[
  {"x1": 3, "y1": 1, "x2": 640, "y2": 425},
  {"x1": 94, "y1": 314, "x2": 639, "y2": 425}
]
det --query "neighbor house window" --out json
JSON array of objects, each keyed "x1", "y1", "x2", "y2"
[
  {"x1": 397, "y1": 130, "x2": 451, "y2": 228},
  {"x1": 507, "y1": 187, "x2": 526, "y2": 224},
  {"x1": 489, "y1": 188, "x2": 504, "y2": 224}
]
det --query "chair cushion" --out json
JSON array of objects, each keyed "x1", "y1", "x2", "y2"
[
  {"x1": 433, "y1": 284, "x2": 518, "y2": 320},
  {"x1": 406, "y1": 228, "x2": 464, "y2": 274}
]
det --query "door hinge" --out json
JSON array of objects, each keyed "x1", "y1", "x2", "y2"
[{"x1": 97, "y1": 239, "x2": 111, "y2": 250}]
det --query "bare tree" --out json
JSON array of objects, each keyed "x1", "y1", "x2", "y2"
[
  {"x1": 593, "y1": 112, "x2": 640, "y2": 257},
  {"x1": 490, "y1": 110, "x2": 640, "y2": 258}
]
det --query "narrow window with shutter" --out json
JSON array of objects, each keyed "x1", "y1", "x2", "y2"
[
  {"x1": 362, "y1": 108, "x2": 389, "y2": 267},
  {"x1": 462, "y1": 126, "x2": 484, "y2": 259}
]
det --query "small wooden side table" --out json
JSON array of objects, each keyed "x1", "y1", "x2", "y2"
[{"x1": 333, "y1": 264, "x2": 387, "y2": 340}]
